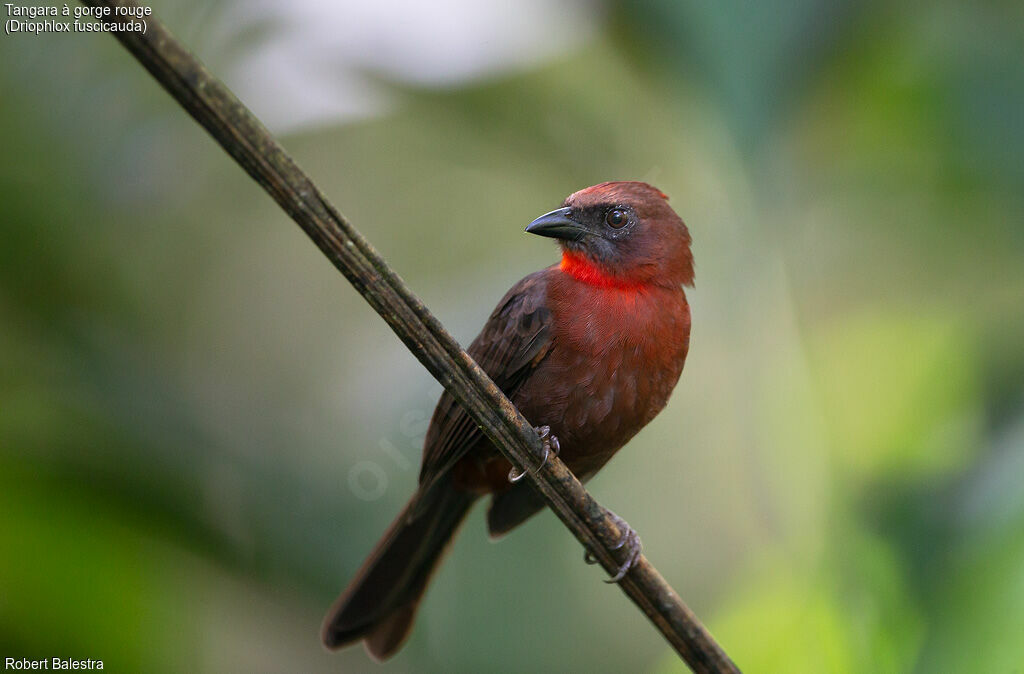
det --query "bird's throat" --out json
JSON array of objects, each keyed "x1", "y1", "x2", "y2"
[{"x1": 559, "y1": 251, "x2": 646, "y2": 292}]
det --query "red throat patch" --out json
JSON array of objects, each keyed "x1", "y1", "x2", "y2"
[{"x1": 559, "y1": 251, "x2": 646, "y2": 292}]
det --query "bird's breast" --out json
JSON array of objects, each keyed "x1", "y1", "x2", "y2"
[{"x1": 514, "y1": 275, "x2": 691, "y2": 475}]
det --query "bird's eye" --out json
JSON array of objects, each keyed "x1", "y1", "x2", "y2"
[{"x1": 606, "y1": 209, "x2": 628, "y2": 228}]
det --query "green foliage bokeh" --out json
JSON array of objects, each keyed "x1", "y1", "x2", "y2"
[{"x1": 1, "y1": 1, "x2": 1022, "y2": 672}]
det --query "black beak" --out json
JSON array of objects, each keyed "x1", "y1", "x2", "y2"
[{"x1": 525, "y1": 207, "x2": 587, "y2": 241}]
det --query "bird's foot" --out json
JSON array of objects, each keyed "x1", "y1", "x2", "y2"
[
  {"x1": 584, "y1": 509, "x2": 642, "y2": 583},
  {"x1": 508, "y1": 425, "x2": 560, "y2": 483}
]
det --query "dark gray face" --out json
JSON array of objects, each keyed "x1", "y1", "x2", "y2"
[{"x1": 525, "y1": 203, "x2": 637, "y2": 263}]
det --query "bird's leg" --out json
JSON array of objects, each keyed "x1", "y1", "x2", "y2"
[
  {"x1": 508, "y1": 425, "x2": 561, "y2": 483},
  {"x1": 584, "y1": 509, "x2": 642, "y2": 583}
]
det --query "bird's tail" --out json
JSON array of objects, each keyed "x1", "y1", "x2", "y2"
[{"x1": 321, "y1": 479, "x2": 476, "y2": 661}]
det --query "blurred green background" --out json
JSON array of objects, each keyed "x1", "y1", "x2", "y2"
[{"x1": 2, "y1": 0, "x2": 1023, "y2": 672}]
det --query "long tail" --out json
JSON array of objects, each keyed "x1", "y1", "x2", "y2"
[{"x1": 321, "y1": 480, "x2": 476, "y2": 661}]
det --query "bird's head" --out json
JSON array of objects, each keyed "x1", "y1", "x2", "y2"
[{"x1": 526, "y1": 181, "x2": 694, "y2": 289}]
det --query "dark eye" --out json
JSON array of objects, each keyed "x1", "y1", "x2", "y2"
[{"x1": 606, "y1": 209, "x2": 628, "y2": 228}]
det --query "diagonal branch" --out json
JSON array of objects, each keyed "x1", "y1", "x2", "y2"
[{"x1": 79, "y1": 1, "x2": 740, "y2": 671}]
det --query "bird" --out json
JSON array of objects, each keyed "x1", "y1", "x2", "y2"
[{"x1": 322, "y1": 181, "x2": 694, "y2": 660}]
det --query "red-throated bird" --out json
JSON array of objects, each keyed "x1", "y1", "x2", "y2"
[{"x1": 322, "y1": 182, "x2": 694, "y2": 660}]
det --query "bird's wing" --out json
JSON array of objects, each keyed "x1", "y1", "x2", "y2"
[{"x1": 416, "y1": 269, "x2": 554, "y2": 496}]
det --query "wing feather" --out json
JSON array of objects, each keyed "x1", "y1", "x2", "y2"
[{"x1": 416, "y1": 270, "x2": 553, "y2": 496}]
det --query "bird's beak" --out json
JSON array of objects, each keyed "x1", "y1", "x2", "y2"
[{"x1": 525, "y1": 207, "x2": 587, "y2": 241}]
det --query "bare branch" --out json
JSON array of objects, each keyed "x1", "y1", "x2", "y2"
[{"x1": 79, "y1": 1, "x2": 740, "y2": 671}]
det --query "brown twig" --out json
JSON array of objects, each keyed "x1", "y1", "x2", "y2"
[{"x1": 79, "y1": 1, "x2": 740, "y2": 671}]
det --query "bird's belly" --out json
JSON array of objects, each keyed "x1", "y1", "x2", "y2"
[
  {"x1": 522, "y1": 339, "x2": 682, "y2": 474},
  {"x1": 452, "y1": 342, "x2": 680, "y2": 494}
]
